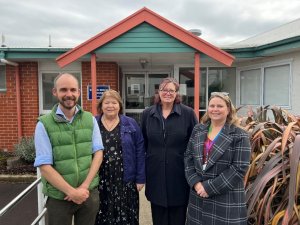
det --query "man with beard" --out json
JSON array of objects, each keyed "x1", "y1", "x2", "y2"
[{"x1": 34, "y1": 73, "x2": 104, "y2": 225}]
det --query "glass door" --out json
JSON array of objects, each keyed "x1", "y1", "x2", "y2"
[
  {"x1": 125, "y1": 74, "x2": 146, "y2": 110},
  {"x1": 124, "y1": 72, "x2": 169, "y2": 123}
]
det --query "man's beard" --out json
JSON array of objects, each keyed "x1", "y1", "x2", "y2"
[{"x1": 59, "y1": 96, "x2": 78, "y2": 110}]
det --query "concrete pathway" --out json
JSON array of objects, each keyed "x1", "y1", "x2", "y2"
[{"x1": 139, "y1": 188, "x2": 152, "y2": 225}]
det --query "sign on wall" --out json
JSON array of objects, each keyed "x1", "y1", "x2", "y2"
[{"x1": 87, "y1": 85, "x2": 110, "y2": 100}]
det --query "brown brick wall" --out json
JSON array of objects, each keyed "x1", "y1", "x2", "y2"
[
  {"x1": 20, "y1": 62, "x2": 39, "y2": 137},
  {"x1": 0, "y1": 65, "x2": 18, "y2": 151},
  {"x1": 0, "y1": 61, "x2": 118, "y2": 151},
  {"x1": 0, "y1": 62, "x2": 39, "y2": 151}
]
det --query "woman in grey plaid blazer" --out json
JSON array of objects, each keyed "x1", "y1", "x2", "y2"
[{"x1": 184, "y1": 92, "x2": 251, "y2": 225}]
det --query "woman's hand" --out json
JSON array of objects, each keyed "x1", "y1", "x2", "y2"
[
  {"x1": 194, "y1": 182, "x2": 209, "y2": 198},
  {"x1": 136, "y1": 184, "x2": 144, "y2": 192}
]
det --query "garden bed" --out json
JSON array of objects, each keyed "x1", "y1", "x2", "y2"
[{"x1": 0, "y1": 151, "x2": 36, "y2": 175}]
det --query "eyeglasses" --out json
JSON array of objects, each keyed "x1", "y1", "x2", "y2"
[
  {"x1": 211, "y1": 92, "x2": 229, "y2": 97},
  {"x1": 160, "y1": 89, "x2": 177, "y2": 94}
]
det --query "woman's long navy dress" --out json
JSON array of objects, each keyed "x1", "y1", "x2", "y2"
[{"x1": 95, "y1": 121, "x2": 139, "y2": 225}]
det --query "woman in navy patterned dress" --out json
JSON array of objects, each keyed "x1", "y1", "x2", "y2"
[{"x1": 95, "y1": 90, "x2": 145, "y2": 225}]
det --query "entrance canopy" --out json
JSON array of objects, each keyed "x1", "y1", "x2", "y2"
[
  {"x1": 56, "y1": 7, "x2": 235, "y2": 117},
  {"x1": 56, "y1": 7, "x2": 234, "y2": 67}
]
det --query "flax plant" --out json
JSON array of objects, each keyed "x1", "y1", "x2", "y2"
[{"x1": 239, "y1": 106, "x2": 300, "y2": 225}]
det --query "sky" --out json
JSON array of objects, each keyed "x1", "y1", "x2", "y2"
[{"x1": 1, "y1": 0, "x2": 300, "y2": 48}]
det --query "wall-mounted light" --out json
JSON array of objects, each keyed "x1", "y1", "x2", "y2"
[{"x1": 140, "y1": 58, "x2": 148, "y2": 69}]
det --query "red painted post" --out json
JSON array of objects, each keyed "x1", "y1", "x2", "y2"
[
  {"x1": 91, "y1": 53, "x2": 97, "y2": 115},
  {"x1": 194, "y1": 52, "x2": 200, "y2": 121}
]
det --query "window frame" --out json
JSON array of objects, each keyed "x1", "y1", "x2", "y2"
[{"x1": 237, "y1": 59, "x2": 292, "y2": 108}]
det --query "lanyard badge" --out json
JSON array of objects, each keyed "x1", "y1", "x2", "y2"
[{"x1": 202, "y1": 126, "x2": 222, "y2": 170}]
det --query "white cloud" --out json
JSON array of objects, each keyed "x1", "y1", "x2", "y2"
[{"x1": 0, "y1": 0, "x2": 300, "y2": 47}]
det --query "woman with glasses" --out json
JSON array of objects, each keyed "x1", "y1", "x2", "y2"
[
  {"x1": 141, "y1": 77, "x2": 198, "y2": 225},
  {"x1": 184, "y1": 92, "x2": 251, "y2": 225}
]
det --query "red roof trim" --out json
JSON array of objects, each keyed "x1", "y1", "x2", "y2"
[{"x1": 56, "y1": 7, "x2": 234, "y2": 67}]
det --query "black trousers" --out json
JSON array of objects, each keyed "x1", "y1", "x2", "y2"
[{"x1": 151, "y1": 203, "x2": 187, "y2": 225}]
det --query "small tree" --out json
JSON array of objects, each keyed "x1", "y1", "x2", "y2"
[{"x1": 14, "y1": 136, "x2": 35, "y2": 163}]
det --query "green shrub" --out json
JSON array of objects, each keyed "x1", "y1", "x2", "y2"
[{"x1": 14, "y1": 136, "x2": 35, "y2": 163}]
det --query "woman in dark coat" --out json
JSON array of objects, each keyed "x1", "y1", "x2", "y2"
[
  {"x1": 141, "y1": 77, "x2": 198, "y2": 225},
  {"x1": 184, "y1": 92, "x2": 251, "y2": 225}
]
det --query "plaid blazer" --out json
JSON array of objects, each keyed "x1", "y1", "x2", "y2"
[{"x1": 184, "y1": 122, "x2": 251, "y2": 225}]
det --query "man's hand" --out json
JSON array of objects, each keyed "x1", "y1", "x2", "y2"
[
  {"x1": 40, "y1": 165, "x2": 90, "y2": 204},
  {"x1": 64, "y1": 187, "x2": 89, "y2": 204}
]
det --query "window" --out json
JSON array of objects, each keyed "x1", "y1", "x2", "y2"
[
  {"x1": 208, "y1": 68, "x2": 236, "y2": 104},
  {"x1": 179, "y1": 67, "x2": 236, "y2": 114},
  {"x1": 264, "y1": 65, "x2": 289, "y2": 105},
  {"x1": 41, "y1": 72, "x2": 81, "y2": 112},
  {"x1": 239, "y1": 63, "x2": 290, "y2": 107},
  {"x1": 179, "y1": 67, "x2": 206, "y2": 110},
  {"x1": 0, "y1": 65, "x2": 5, "y2": 91},
  {"x1": 240, "y1": 69, "x2": 261, "y2": 105}
]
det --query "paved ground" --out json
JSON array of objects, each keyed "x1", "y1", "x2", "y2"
[
  {"x1": 0, "y1": 180, "x2": 152, "y2": 225},
  {"x1": 139, "y1": 188, "x2": 152, "y2": 225},
  {"x1": 0, "y1": 182, "x2": 38, "y2": 225}
]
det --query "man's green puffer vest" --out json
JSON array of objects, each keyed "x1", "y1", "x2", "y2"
[{"x1": 38, "y1": 104, "x2": 99, "y2": 200}]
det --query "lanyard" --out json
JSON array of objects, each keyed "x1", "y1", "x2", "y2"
[{"x1": 203, "y1": 127, "x2": 222, "y2": 164}]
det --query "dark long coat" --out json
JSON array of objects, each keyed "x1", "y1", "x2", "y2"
[
  {"x1": 141, "y1": 103, "x2": 198, "y2": 207},
  {"x1": 184, "y1": 122, "x2": 251, "y2": 225}
]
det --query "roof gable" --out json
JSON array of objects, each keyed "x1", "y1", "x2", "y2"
[
  {"x1": 56, "y1": 7, "x2": 234, "y2": 67},
  {"x1": 96, "y1": 22, "x2": 195, "y2": 53}
]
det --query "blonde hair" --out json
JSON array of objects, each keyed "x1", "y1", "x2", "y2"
[
  {"x1": 97, "y1": 89, "x2": 123, "y2": 114},
  {"x1": 201, "y1": 92, "x2": 240, "y2": 126}
]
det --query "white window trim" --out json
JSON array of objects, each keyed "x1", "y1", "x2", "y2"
[{"x1": 237, "y1": 59, "x2": 293, "y2": 109}]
